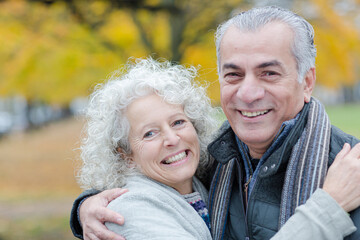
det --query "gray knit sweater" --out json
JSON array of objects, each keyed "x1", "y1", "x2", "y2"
[{"x1": 105, "y1": 174, "x2": 212, "y2": 240}]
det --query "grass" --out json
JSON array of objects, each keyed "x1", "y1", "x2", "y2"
[
  {"x1": 0, "y1": 216, "x2": 74, "y2": 240},
  {"x1": 325, "y1": 103, "x2": 360, "y2": 139},
  {"x1": 0, "y1": 103, "x2": 358, "y2": 240}
]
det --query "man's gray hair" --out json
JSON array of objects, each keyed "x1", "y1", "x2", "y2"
[
  {"x1": 77, "y1": 57, "x2": 219, "y2": 190},
  {"x1": 215, "y1": 6, "x2": 316, "y2": 83}
]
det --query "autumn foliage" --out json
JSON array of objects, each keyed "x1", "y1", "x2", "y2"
[{"x1": 0, "y1": 0, "x2": 359, "y2": 105}]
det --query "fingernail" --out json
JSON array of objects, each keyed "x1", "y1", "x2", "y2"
[{"x1": 117, "y1": 218, "x2": 124, "y2": 225}]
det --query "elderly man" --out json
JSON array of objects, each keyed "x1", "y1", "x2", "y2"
[
  {"x1": 70, "y1": 6, "x2": 360, "y2": 240},
  {"x1": 208, "y1": 6, "x2": 360, "y2": 239}
]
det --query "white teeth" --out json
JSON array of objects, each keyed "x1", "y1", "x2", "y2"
[
  {"x1": 164, "y1": 151, "x2": 186, "y2": 164},
  {"x1": 241, "y1": 110, "x2": 269, "y2": 117}
]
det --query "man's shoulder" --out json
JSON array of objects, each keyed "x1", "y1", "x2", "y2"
[
  {"x1": 330, "y1": 125, "x2": 359, "y2": 147},
  {"x1": 329, "y1": 125, "x2": 360, "y2": 163}
]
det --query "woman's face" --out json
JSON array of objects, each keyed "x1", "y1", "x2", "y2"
[{"x1": 125, "y1": 94, "x2": 200, "y2": 194}]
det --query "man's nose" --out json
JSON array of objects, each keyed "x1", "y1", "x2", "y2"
[{"x1": 236, "y1": 75, "x2": 265, "y2": 104}]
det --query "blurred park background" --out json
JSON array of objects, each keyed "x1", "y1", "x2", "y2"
[{"x1": 0, "y1": 0, "x2": 359, "y2": 239}]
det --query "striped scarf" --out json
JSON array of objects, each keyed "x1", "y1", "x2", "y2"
[
  {"x1": 208, "y1": 158, "x2": 236, "y2": 240},
  {"x1": 209, "y1": 98, "x2": 331, "y2": 239},
  {"x1": 279, "y1": 97, "x2": 331, "y2": 226}
]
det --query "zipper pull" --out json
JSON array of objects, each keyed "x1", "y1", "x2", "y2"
[{"x1": 244, "y1": 175, "x2": 252, "y2": 207}]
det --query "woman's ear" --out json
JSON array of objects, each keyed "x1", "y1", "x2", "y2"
[
  {"x1": 117, "y1": 147, "x2": 136, "y2": 168},
  {"x1": 116, "y1": 147, "x2": 124, "y2": 155}
]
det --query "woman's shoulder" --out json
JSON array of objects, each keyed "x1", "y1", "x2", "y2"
[
  {"x1": 107, "y1": 174, "x2": 180, "y2": 210},
  {"x1": 106, "y1": 174, "x2": 212, "y2": 240}
]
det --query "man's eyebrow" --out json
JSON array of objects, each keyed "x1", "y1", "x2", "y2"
[
  {"x1": 222, "y1": 63, "x2": 242, "y2": 71},
  {"x1": 222, "y1": 60, "x2": 284, "y2": 72},
  {"x1": 256, "y1": 60, "x2": 283, "y2": 69}
]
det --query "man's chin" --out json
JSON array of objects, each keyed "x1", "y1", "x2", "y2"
[{"x1": 236, "y1": 131, "x2": 274, "y2": 150}]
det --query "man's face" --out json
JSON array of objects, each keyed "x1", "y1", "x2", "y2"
[{"x1": 219, "y1": 22, "x2": 314, "y2": 158}]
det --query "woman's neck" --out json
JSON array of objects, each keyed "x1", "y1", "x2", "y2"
[{"x1": 173, "y1": 178, "x2": 193, "y2": 195}]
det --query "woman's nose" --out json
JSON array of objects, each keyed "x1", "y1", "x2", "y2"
[{"x1": 163, "y1": 129, "x2": 180, "y2": 147}]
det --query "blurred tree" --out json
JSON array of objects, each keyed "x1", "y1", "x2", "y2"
[
  {"x1": 307, "y1": 0, "x2": 360, "y2": 101},
  {"x1": 34, "y1": 0, "x2": 246, "y2": 101},
  {"x1": 0, "y1": 0, "x2": 245, "y2": 105},
  {"x1": 0, "y1": 1, "x2": 126, "y2": 105},
  {"x1": 311, "y1": 0, "x2": 360, "y2": 84},
  {"x1": 0, "y1": 0, "x2": 359, "y2": 107},
  {"x1": 47, "y1": 0, "x2": 241, "y2": 62}
]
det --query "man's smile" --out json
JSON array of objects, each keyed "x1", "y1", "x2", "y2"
[{"x1": 240, "y1": 110, "x2": 270, "y2": 118}]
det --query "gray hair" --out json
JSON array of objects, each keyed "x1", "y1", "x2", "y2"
[
  {"x1": 77, "y1": 58, "x2": 219, "y2": 190},
  {"x1": 215, "y1": 6, "x2": 316, "y2": 83}
]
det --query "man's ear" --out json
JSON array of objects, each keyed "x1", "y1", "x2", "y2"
[{"x1": 303, "y1": 67, "x2": 316, "y2": 103}]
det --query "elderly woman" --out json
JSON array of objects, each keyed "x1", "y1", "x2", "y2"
[
  {"x1": 77, "y1": 58, "x2": 218, "y2": 239},
  {"x1": 74, "y1": 58, "x2": 359, "y2": 240}
]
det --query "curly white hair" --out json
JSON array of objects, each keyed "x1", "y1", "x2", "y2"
[{"x1": 77, "y1": 57, "x2": 219, "y2": 190}]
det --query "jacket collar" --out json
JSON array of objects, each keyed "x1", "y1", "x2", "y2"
[{"x1": 207, "y1": 121, "x2": 239, "y2": 164}]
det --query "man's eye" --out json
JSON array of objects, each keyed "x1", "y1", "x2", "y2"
[
  {"x1": 223, "y1": 72, "x2": 244, "y2": 83},
  {"x1": 225, "y1": 72, "x2": 239, "y2": 78},
  {"x1": 264, "y1": 71, "x2": 278, "y2": 76}
]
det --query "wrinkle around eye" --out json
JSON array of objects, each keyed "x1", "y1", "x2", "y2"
[
  {"x1": 224, "y1": 75, "x2": 242, "y2": 84},
  {"x1": 130, "y1": 137, "x2": 144, "y2": 152}
]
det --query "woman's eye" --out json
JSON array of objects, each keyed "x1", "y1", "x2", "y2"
[
  {"x1": 173, "y1": 119, "x2": 185, "y2": 126},
  {"x1": 144, "y1": 131, "x2": 155, "y2": 138}
]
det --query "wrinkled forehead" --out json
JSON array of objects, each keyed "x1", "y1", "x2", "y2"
[
  {"x1": 220, "y1": 22, "x2": 294, "y2": 50},
  {"x1": 218, "y1": 23, "x2": 295, "y2": 68}
]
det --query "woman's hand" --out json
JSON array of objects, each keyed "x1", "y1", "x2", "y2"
[
  {"x1": 80, "y1": 188, "x2": 128, "y2": 240},
  {"x1": 323, "y1": 142, "x2": 360, "y2": 212}
]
